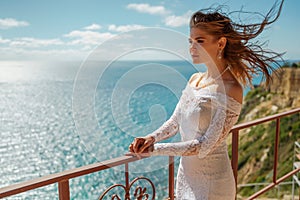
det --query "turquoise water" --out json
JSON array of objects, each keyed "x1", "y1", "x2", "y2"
[
  {"x1": 0, "y1": 60, "x2": 196, "y2": 199},
  {"x1": 0, "y1": 60, "x2": 276, "y2": 199}
]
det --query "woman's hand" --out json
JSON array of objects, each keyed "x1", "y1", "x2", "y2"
[{"x1": 127, "y1": 136, "x2": 155, "y2": 158}]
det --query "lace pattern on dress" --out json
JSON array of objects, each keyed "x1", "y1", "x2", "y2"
[
  {"x1": 148, "y1": 83, "x2": 241, "y2": 157},
  {"x1": 150, "y1": 108, "x2": 239, "y2": 157}
]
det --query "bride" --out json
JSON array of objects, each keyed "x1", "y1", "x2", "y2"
[{"x1": 128, "y1": 1, "x2": 284, "y2": 199}]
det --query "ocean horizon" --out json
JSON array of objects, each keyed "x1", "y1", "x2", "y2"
[{"x1": 0, "y1": 59, "x2": 296, "y2": 199}]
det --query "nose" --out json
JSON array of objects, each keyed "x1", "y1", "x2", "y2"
[
  {"x1": 189, "y1": 41, "x2": 199, "y2": 55},
  {"x1": 189, "y1": 40, "x2": 197, "y2": 49}
]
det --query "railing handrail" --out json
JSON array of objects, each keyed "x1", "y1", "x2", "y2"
[
  {"x1": 0, "y1": 107, "x2": 299, "y2": 199},
  {"x1": 231, "y1": 107, "x2": 300, "y2": 131},
  {"x1": 0, "y1": 155, "x2": 140, "y2": 198}
]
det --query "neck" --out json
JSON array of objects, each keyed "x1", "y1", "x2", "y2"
[{"x1": 206, "y1": 61, "x2": 229, "y2": 79}]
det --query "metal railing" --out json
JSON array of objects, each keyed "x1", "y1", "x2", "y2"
[
  {"x1": 231, "y1": 107, "x2": 300, "y2": 199},
  {"x1": 292, "y1": 141, "x2": 300, "y2": 199},
  {"x1": 0, "y1": 107, "x2": 299, "y2": 199},
  {"x1": 0, "y1": 155, "x2": 173, "y2": 199}
]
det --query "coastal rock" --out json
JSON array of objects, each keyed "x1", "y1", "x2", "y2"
[{"x1": 268, "y1": 67, "x2": 300, "y2": 108}]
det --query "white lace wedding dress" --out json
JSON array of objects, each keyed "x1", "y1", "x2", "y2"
[{"x1": 147, "y1": 74, "x2": 242, "y2": 200}]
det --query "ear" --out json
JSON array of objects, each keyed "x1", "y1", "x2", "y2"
[{"x1": 218, "y1": 37, "x2": 227, "y2": 50}]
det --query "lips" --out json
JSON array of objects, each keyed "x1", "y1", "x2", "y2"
[{"x1": 191, "y1": 55, "x2": 200, "y2": 59}]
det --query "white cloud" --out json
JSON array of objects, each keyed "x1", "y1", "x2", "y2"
[
  {"x1": 0, "y1": 36, "x2": 10, "y2": 44},
  {"x1": 0, "y1": 18, "x2": 29, "y2": 29},
  {"x1": 9, "y1": 37, "x2": 64, "y2": 48},
  {"x1": 0, "y1": 46, "x2": 88, "y2": 61},
  {"x1": 84, "y1": 24, "x2": 102, "y2": 30},
  {"x1": 64, "y1": 30, "x2": 115, "y2": 45},
  {"x1": 108, "y1": 24, "x2": 145, "y2": 33},
  {"x1": 0, "y1": 28, "x2": 116, "y2": 60},
  {"x1": 164, "y1": 11, "x2": 193, "y2": 27},
  {"x1": 127, "y1": 3, "x2": 169, "y2": 15}
]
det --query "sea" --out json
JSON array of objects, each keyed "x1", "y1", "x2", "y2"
[{"x1": 0, "y1": 59, "x2": 284, "y2": 199}]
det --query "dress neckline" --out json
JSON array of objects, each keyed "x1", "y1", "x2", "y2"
[{"x1": 186, "y1": 83, "x2": 242, "y2": 107}]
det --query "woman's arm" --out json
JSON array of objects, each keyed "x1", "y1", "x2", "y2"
[
  {"x1": 146, "y1": 103, "x2": 180, "y2": 143},
  {"x1": 149, "y1": 106, "x2": 239, "y2": 158},
  {"x1": 128, "y1": 102, "x2": 180, "y2": 154},
  {"x1": 147, "y1": 72, "x2": 204, "y2": 143}
]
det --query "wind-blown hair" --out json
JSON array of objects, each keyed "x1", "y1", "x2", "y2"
[{"x1": 190, "y1": 0, "x2": 285, "y2": 87}]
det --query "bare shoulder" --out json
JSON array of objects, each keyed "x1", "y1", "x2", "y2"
[
  {"x1": 217, "y1": 79, "x2": 243, "y2": 104},
  {"x1": 225, "y1": 80, "x2": 243, "y2": 104}
]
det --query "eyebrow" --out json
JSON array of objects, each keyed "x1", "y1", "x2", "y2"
[
  {"x1": 189, "y1": 36, "x2": 206, "y2": 41},
  {"x1": 195, "y1": 36, "x2": 206, "y2": 40}
]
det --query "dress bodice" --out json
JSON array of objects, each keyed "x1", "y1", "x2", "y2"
[
  {"x1": 178, "y1": 84, "x2": 241, "y2": 141},
  {"x1": 147, "y1": 75, "x2": 242, "y2": 158}
]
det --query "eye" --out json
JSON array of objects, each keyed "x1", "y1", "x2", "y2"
[
  {"x1": 197, "y1": 39, "x2": 204, "y2": 43},
  {"x1": 188, "y1": 39, "x2": 192, "y2": 44}
]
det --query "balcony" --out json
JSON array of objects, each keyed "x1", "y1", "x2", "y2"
[{"x1": 0, "y1": 107, "x2": 299, "y2": 200}]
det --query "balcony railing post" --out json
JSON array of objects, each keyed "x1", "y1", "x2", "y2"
[
  {"x1": 58, "y1": 179, "x2": 70, "y2": 200},
  {"x1": 125, "y1": 163, "x2": 130, "y2": 200},
  {"x1": 231, "y1": 129, "x2": 239, "y2": 191},
  {"x1": 169, "y1": 156, "x2": 175, "y2": 200},
  {"x1": 273, "y1": 118, "x2": 280, "y2": 184}
]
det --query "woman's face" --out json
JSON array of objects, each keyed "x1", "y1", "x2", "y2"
[{"x1": 189, "y1": 27, "x2": 219, "y2": 64}]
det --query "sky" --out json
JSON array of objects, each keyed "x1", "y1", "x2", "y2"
[{"x1": 0, "y1": 0, "x2": 299, "y2": 62}]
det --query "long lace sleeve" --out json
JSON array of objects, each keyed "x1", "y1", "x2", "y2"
[
  {"x1": 150, "y1": 104, "x2": 240, "y2": 158},
  {"x1": 146, "y1": 103, "x2": 180, "y2": 143}
]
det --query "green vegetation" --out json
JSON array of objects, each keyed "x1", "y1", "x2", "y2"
[
  {"x1": 237, "y1": 113, "x2": 300, "y2": 197},
  {"x1": 234, "y1": 75, "x2": 300, "y2": 198},
  {"x1": 238, "y1": 86, "x2": 271, "y2": 122}
]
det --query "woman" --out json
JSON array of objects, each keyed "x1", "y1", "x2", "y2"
[{"x1": 128, "y1": 1, "x2": 284, "y2": 199}]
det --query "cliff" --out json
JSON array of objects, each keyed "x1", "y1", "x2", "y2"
[
  {"x1": 233, "y1": 64, "x2": 300, "y2": 199},
  {"x1": 241, "y1": 66, "x2": 300, "y2": 122},
  {"x1": 268, "y1": 67, "x2": 300, "y2": 108}
]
